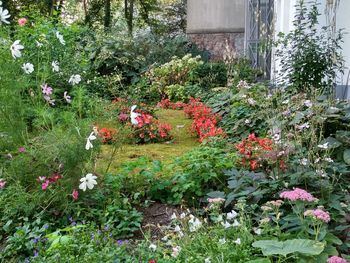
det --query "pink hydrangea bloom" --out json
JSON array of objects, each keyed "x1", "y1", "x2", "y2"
[
  {"x1": 327, "y1": 256, "x2": 348, "y2": 263},
  {"x1": 280, "y1": 188, "x2": 316, "y2": 202}
]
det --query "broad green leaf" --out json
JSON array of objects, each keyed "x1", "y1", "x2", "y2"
[
  {"x1": 343, "y1": 149, "x2": 350, "y2": 165},
  {"x1": 252, "y1": 239, "x2": 325, "y2": 257}
]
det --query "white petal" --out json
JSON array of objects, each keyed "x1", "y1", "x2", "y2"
[{"x1": 79, "y1": 182, "x2": 87, "y2": 191}]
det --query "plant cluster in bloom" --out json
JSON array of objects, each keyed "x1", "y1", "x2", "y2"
[
  {"x1": 236, "y1": 133, "x2": 273, "y2": 170},
  {"x1": 38, "y1": 173, "x2": 62, "y2": 190},
  {"x1": 327, "y1": 256, "x2": 348, "y2": 263},
  {"x1": 304, "y1": 208, "x2": 331, "y2": 223},
  {"x1": 98, "y1": 127, "x2": 118, "y2": 144},
  {"x1": 157, "y1": 99, "x2": 186, "y2": 110},
  {"x1": 279, "y1": 188, "x2": 316, "y2": 202}
]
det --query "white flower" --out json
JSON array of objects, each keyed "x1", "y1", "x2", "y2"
[
  {"x1": 149, "y1": 243, "x2": 157, "y2": 252},
  {"x1": 171, "y1": 246, "x2": 181, "y2": 258},
  {"x1": 221, "y1": 221, "x2": 231, "y2": 229},
  {"x1": 241, "y1": 94, "x2": 247, "y2": 98},
  {"x1": 35, "y1": 40, "x2": 43, "y2": 47},
  {"x1": 180, "y1": 212, "x2": 186, "y2": 219},
  {"x1": 69, "y1": 74, "x2": 81, "y2": 85},
  {"x1": 161, "y1": 235, "x2": 168, "y2": 242},
  {"x1": 189, "y1": 217, "x2": 202, "y2": 232},
  {"x1": 282, "y1": 99, "x2": 289, "y2": 104},
  {"x1": 170, "y1": 213, "x2": 177, "y2": 220},
  {"x1": 52, "y1": 61, "x2": 60, "y2": 72},
  {"x1": 253, "y1": 228, "x2": 262, "y2": 235},
  {"x1": 324, "y1": 157, "x2": 333, "y2": 163},
  {"x1": 304, "y1": 100, "x2": 313, "y2": 108},
  {"x1": 216, "y1": 214, "x2": 223, "y2": 222},
  {"x1": 245, "y1": 119, "x2": 251, "y2": 124},
  {"x1": 227, "y1": 210, "x2": 238, "y2": 220},
  {"x1": 10, "y1": 40, "x2": 24, "y2": 59},
  {"x1": 234, "y1": 238, "x2": 241, "y2": 245},
  {"x1": 218, "y1": 238, "x2": 226, "y2": 245},
  {"x1": 85, "y1": 132, "x2": 97, "y2": 150},
  {"x1": 318, "y1": 142, "x2": 329, "y2": 149},
  {"x1": 314, "y1": 158, "x2": 320, "y2": 164},
  {"x1": 247, "y1": 98, "x2": 256, "y2": 105},
  {"x1": 130, "y1": 105, "x2": 141, "y2": 125},
  {"x1": 56, "y1": 31, "x2": 65, "y2": 45},
  {"x1": 22, "y1": 63, "x2": 34, "y2": 74},
  {"x1": 204, "y1": 257, "x2": 211, "y2": 263},
  {"x1": 79, "y1": 173, "x2": 97, "y2": 191},
  {"x1": 0, "y1": 6, "x2": 10, "y2": 25},
  {"x1": 64, "y1": 91, "x2": 71, "y2": 103},
  {"x1": 231, "y1": 219, "x2": 241, "y2": 227},
  {"x1": 174, "y1": 225, "x2": 181, "y2": 233},
  {"x1": 296, "y1": 122, "x2": 310, "y2": 131},
  {"x1": 300, "y1": 158, "x2": 308, "y2": 166}
]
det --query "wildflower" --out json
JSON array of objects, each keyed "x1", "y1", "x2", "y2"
[
  {"x1": 52, "y1": 61, "x2": 60, "y2": 72},
  {"x1": 0, "y1": 5, "x2": 10, "y2": 25},
  {"x1": 282, "y1": 110, "x2": 291, "y2": 116},
  {"x1": 207, "y1": 197, "x2": 225, "y2": 203},
  {"x1": 79, "y1": 173, "x2": 97, "y2": 191},
  {"x1": 0, "y1": 179, "x2": 6, "y2": 189},
  {"x1": 18, "y1": 17, "x2": 27, "y2": 26},
  {"x1": 204, "y1": 258, "x2": 212, "y2": 263},
  {"x1": 282, "y1": 99, "x2": 289, "y2": 104},
  {"x1": 324, "y1": 157, "x2": 333, "y2": 163},
  {"x1": 316, "y1": 169, "x2": 327, "y2": 178},
  {"x1": 41, "y1": 84, "x2": 53, "y2": 96},
  {"x1": 216, "y1": 214, "x2": 223, "y2": 222},
  {"x1": 237, "y1": 80, "x2": 250, "y2": 89},
  {"x1": 218, "y1": 238, "x2": 226, "y2": 245},
  {"x1": 304, "y1": 209, "x2": 331, "y2": 223},
  {"x1": 189, "y1": 217, "x2": 202, "y2": 232},
  {"x1": 69, "y1": 74, "x2": 81, "y2": 85},
  {"x1": 300, "y1": 158, "x2": 308, "y2": 166},
  {"x1": 245, "y1": 119, "x2": 251, "y2": 124},
  {"x1": 221, "y1": 221, "x2": 231, "y2": 229},
  {"x1": 260, "y1": 218, "x2": 270, "y2": 224},
  {"x1": 161, "y1": 235, "x2": 168, "y2": 242},
  {"x1": 41, "y1": 180, "x2": 49, "y2": 190},
  {"x1": 174, "y1": 225, "x2": 181, "y2": 233},
  {"x1": 304, "y1": 100, "x2": 313, "y2": 108},
  {"x1": 63, "y1": 91, "x2": 71, "y2": 103},
  {"x1": 280, "y1": 188, "x2": 316, "y2": 202},
  {"x1": 44, "y1": 95, "x2": 55, "y2": 106},
  {"x1": 318, "y1": 142, "x2": 329, "y2": 149},
  {"x1": 227, "y1": 210, "x2": 238, "y2": 220},
  {"x1": 10, "y1": 40, "x2": 24, "y2": 59},
  {"x1": 72, "y1": 189, "x2": 79, "y2": 200},
  {"x1": 149, "y1": 243, "x2": 157, "y2": 252},
  {"x1": 180, "y1": 212, "x2": 186, "y2": 219},
  {"x1": 56, "y1": 31, "x2": 65, "y2": 45},
  {"x1": 234, "y1": 238, "x2": 241, "y2": 245},
  {"x1": 18, "y1": 147, "x2": 25, "y2": 153},
  {"x1": 231, "y1": 219, "x2": 240, "y2": 227},
  {"x1": 22, "y1": 63, "x2": 34, "y2": 74},
  {"x1": 85, "y1": 132, "x2": 97, "y2": 150},
  {"x1": 130, "y1": 105, "x2": 141, "y2": 125},
  {"x1": 268, "y1": 200, "x2": 284, "y2": 207},
  {"x1": 253, "y1": 227, "x2": 262, "y2": 235},
  {"x1": 327, "y1": 256, "x2": 348, "y2": 263},
  {"x1": 170, "y1": 213, "x2": 177, "y2": 220},
  {"x1": 35, "y1": 40, "x2": 43, "y2": 47},
  {"x1": 247, "y1": 98, "x2": 256, "y2": 105},
  {"x1": 149, "y1": 260, "x2": 156, "y2": 263},
  {"x1": 171, "y1": 246, "x2": 181, "y2": 258},
  {"x1": 296, "y1": 122, "x2": 310, "y2": 131}
]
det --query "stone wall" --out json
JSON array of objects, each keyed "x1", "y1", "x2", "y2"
[{"x1": 188, "y1": 32, "x2": 245, "y2": 61}]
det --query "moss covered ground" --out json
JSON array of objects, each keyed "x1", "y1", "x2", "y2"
[{"x1": 97, "y1": 109, "x2": 199, "y2": 173}]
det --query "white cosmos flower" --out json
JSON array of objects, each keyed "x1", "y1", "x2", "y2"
[
  {"x1": 231, "y1": 219, "x2": 241, "y2": 227},
  {"x1": 247, "y1": 98, "x2": 256, "y2": 105},
  {"x1": 130, "y1": 105, "x2": 141, "y2": 125},
  {"x1": 218, "y1": 238, "x2": 226, "y2": 245},
  {"x1": 79, "y1": 173, "x2": 97, "y2": 191},
  {"x1": 189, "y1": 217, "x2": 202, "y2": 232},
  {"x1": 64, "y1": 91, "x2": 71, "y2": 103},
  {"x1": 234, "y1": 238, "x2": 241, "y2": 245},
  {"x1": 174, "y1": 225, "x2": 181, "y2": 233},
  {"x1": 170, "y1": 213, "x2": 177, "y2": 220},
  {"x1": 69, "y1": 74, "x2": 81, "y2": 85},
  {"x1": 0, "y1": 6, "x2": 10, "y2": 25},
  {"x1": 221, "y1": 221, "x2": 231, "y2": 229},
  {"x1": 227, "y1": 210, "x2": 238, "y2": 220},
  {"x1": 318, "y1": 142, "x2": 329, "y2": 149},
  {"x1": 171, "y1": 246, "x2": 181, "y2": 258},
  {"x1": 22, "y1": 63, "x2": 34, "y2": 74},
  {"x1": 56, "y1": 31, "x2": 65, "y2": 45},
  {"x1": 204, "y1": 258, "x2": 211, "y2": 263},
  {"x1": 52, "y1": 61, "x2": 60, "y2": 72},
  {"x1": 10, "y1": 40, "x2": 24, "y2": 59},
  {"x1": 149, "y1": 243, "x2": 157, "y2": 252},
  {"x1": 253, "y1": 227, "x2": 262, "y2": 235},
  {"x1": 180, "y1": 212, "x2": 186, "y2": 219},
  {"x1": 85, "y1": 132, "x2": 96, "y2": 150}
]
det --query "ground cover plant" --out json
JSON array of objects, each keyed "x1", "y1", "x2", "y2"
[{"x1": 0, "y1": 0, "x2": 350, "y2": 262}]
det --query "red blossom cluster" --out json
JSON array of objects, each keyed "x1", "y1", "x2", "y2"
[
  {"x1": 157, "y1": 99, "x2": 186, "y2": 110},
  {"x1": 98, "y1": 127, "x2": 118, "y2": 143},
  {"x1": 134, "y1": 113, "x2": 172, "y2": 143},
  {"x1": 39, "y1": 173, "x2": 63, "y2": 191},
  {"x1": 184, "y1": 98, "x2": 225, "y2": 142},
  {"x1": 236, "y1": 134, "x2": 273, "y2": 170}
]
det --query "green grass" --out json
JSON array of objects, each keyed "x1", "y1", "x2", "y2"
[{"x1": 97, "y1": 109, "x2": 199, "y2": 173}]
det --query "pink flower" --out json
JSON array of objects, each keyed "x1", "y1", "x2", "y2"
[
  {"x1": 327, "y1": 256, "x2": 348, "y2": 263},
  {"x1": 18, "y1": 18, "x2": 28, "y2": 26},
  {"x1": 41, "y1": 83, "x2": 53, "y2": 96},
  {"x1": 42, "y1": 180, "x2": 50, "y2": 190},
  {"x1": 280, "y1": 188, "x2": 316, "y2": 202},
  {"x1": 0, "y1": 179, "x2": 6, "y2": 189},
  {"x1": 304, "y1": 209, "x2": 331, "y2": 223},
  {"x1": 18, "y1": 147, "x2": 25, "y2": 153},
  {"x1": 208, "y1": 198, "x2": 225, "y2": 203},
  {"x1": 72, "y1": 189, "x2": 79, "y2": 200}
]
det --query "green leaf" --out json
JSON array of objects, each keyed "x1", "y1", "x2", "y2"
[
  {"x1": 252, "y1": 239, "x2": 325, "y2": 257},
  {"x1": 321, "y1": 137, "x2": 342, "y2": 149},
  {"x1": 343, "y1": 149, "x2": 350, "y2": 165},
  {"x1": 246, "y1": 259, "x2": 271, "y2": 263}
]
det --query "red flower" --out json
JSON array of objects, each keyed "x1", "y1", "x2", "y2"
[
  {"x1": 149, "y1": 260, "x2": 156, "y2": 263},
  {"x1": 49, "y1": 173, "x2": 62, "y2": 183}
]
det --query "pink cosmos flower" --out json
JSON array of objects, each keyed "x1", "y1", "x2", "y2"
[
  {"x1": 327, "y1": 256, "x2": 348, "y2": 263},
  {"x1": 304, "y1": 209, "x2": 331, "y2": 223},
  {"x1": 18, "y1": 18, "x2": 28, "y2": 26},
  {"x1": 0, "y1": 179, "x2": 6, "y2": 189},
  {"x1": 280, "y1": 188, "x2": 316, "y2": 202},
  {"x1": 41, "y1": 83, "x2": 53, "y2": 96},
  {"x1": 18, "y1": 147, "x2": 25, "y2": 153},
  {"x1": 72, "y1": 189, "x2": 79, "y2": 200},
  {"x1": 42, "y1": 180, "x2": 50, "y2": 190}
]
